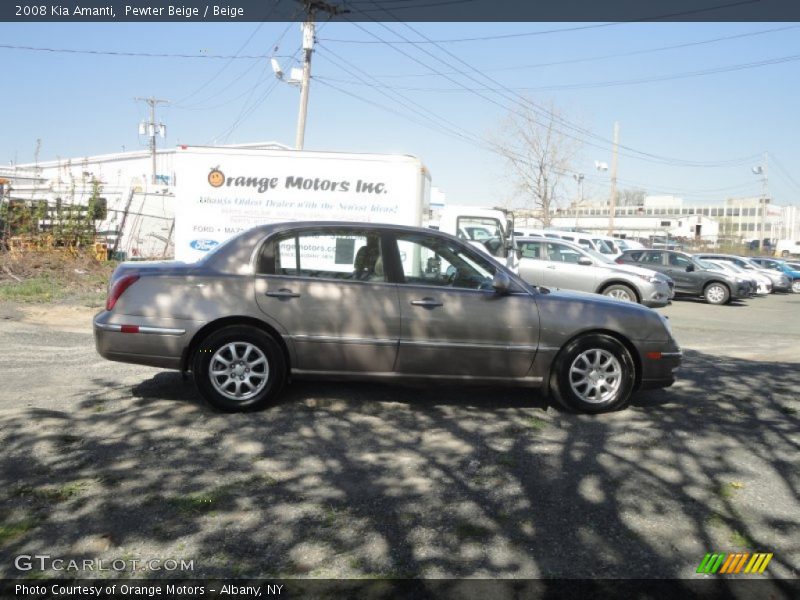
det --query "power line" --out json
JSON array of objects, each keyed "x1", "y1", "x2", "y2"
[
  {"x1": 0, "y1": 43, "x2": 271, "y2": 59},
  {"x1": 315, "y1": 50, "x2": 800, "y2": 93},
  {"x1": 337, "y1": 25, "x2": 800, "y2": 79},
  {"x1": 341, "y1": 11, "x2": 760, "y2": 169}
]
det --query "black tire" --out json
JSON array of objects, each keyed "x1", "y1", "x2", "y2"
[
  {"x1": 792, "y1": 280, "x2": 800, "y2": 294},
  {"x1": 192, "y1": 325, "x2": 286, "y2": 412},
  {"x1": 550, "y1": 334, "x2": 636, "y2": 414},
  {"x1": 703, "y1": 282, "x2": 730, "y2": 305},
  {"x1": 602, "y1": 283, "x2": 638, "y2": 304}
]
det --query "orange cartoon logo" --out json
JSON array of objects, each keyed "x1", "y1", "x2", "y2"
[{"x1": 208, "y1": 167, "x2": 225, "y2": 187}]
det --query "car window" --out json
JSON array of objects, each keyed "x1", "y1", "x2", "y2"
[
  {"x1": 625, "y1": 250, "x2": 643, "y2": 261},
  {"x1": 642, "y1": 251, "x2": 664, "y2": 265},
  {"x1": 518, "y1": 241, "x2": 544, "y2": 259},
  {"x1": 396, "y1": 233, "x2": 496, "y2": 291},
  {"x1": 262, "y1": 229, "x2": 386, "y2": 282},
  {"x1": 547, "y1": 242, "x2": 582, "y2": 264},
  {"x1": 668, "y1": 253, "x2": 692, "y2": 268}
]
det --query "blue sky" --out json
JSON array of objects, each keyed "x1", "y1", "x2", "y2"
[{"x1": 2, "y1": 21, "x2": 799, "y2": 208}]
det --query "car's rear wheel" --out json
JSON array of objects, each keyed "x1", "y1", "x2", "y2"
[
  {"x1": 192, "y1": 325, "x2": 286, "y2": 412},
  {"x1": 704, "y1": 282, "x2": 730, "y2": 305},
  {"x1": 550, "y1": 334, "x2": 636, "y2": 414},
  {"x1": 602, "y1": 284, "x2": 638, "y2": 303}
]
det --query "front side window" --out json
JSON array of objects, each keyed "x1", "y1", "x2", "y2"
[
  {"x1": 396, "y1": 234, "x2": 496, "y2": 291},
  {"x1": 668, "y1": 253, "x2": 692, "y2": 268},
  {"x1": 261, "y1": 229, "x2": 385, "y2": 282}
]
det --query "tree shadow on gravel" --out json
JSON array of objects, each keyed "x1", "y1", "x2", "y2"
[{"x1": 0, "y1": 350, "x2": 797, "y2": 591}]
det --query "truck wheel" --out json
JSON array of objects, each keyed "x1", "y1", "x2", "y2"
[
  {"x1": 550, "y1": 334, "x2": 635, "y2": 414},
  {"x1": 602, "y1": 284, "x2": 637, "y2": 303},
  {"x1": 192, "y1": 325, "x2": 286, "y2": 412},
  {"x1": 704, "y1": 282, "x2": 730, "y2": 305}
]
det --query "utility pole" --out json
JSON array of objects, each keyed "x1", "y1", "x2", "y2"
[
  {"x1": 760, "y1": 152, "x2": 769, "y2": 249},
  {"x1": 608, "y1": 121, "x2": 619, "y2": 236},
  {"x1": 573, "y1": 173, "x2": 584, "y2": 229},
  {"x1": 295, "y1": 1, "x2": 346, "y2": 150},
  {"x1": 135, "y1": 96, "x2": 169, "y2": 184},
  {"x1": 752, "y1": 153, "x2": 769, "y2": 250}
]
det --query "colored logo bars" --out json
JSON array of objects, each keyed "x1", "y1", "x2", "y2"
[{"x1": 697, "y1": 552, "x2": 773, "y2": 574}]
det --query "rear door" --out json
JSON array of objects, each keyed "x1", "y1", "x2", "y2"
[
  {"x1": 391, "y1": 232, "x2": 539, "y2": 379},
  {"x1": 254, "y1": 227, "x2": 400, "y2": 374},
  {"x1": 517, "y1": 240, "x2": 550, "y2": 287}
]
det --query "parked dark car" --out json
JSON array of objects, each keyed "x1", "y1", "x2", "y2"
[
  {"x1": 94, "y1": 222, "x2": 682, "y2": 414},
  {"x1": 617, "y1": 249, "x2": 749, "y2": 304}
]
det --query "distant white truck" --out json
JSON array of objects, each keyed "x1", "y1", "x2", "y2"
[
  {"x1": 172, "y1": 146, "x2": 515, "y2": 266},
  {"x1": 774, "y1": 239, "x2": 800, "y2": 258}
]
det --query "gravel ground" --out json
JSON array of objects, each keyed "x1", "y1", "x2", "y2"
[{"x1": 0, "y1": 294, "x2": 798, "y2": 584}]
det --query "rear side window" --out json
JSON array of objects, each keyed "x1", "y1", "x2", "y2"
[
  {"x1": 518, "y1": 241, "x2": 544, "y2": 259},
  {"x1": 258, "y1": 229, "x2": 385, "y2": 282}
]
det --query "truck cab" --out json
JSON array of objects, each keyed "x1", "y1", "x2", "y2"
[{"x1": 437, "y1": 205, "x2": 516, "y2": 269}]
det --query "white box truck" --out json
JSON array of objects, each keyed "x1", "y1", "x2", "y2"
[{"x1": 173, "y1": 146, "x2": 515, "y2": 266}]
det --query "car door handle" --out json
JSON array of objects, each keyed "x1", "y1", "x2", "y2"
[
  {"x1": 410, "y1": 298, "x2": 443, "y2": 308},
  {"x1": 265, "y1": 288, "x2": 301, "y2": 298}
]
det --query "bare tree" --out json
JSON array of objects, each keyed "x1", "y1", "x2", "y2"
[{"x1": 490, "y1": 101, "x2": 581, "y2": 227}]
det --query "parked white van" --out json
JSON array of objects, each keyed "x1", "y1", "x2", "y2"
[{"x1": 775, "y1": 239, "x2": 800, "y2": 258}]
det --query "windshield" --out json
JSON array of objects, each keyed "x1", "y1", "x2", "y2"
[
  {"x1": 592, "y1": 238, "x2": 615, "y2": 254},
  {"x1": 584, "y1": 247, "x2": 615, "y2": 264}
]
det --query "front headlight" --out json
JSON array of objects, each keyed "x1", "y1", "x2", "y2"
[{"x1": 634, "y1": 273, "x2": 659, "y2": 283}]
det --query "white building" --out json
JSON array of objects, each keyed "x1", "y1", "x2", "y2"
[{"x1": 546, "y1": 194, "x2": 793, "y2": 246}]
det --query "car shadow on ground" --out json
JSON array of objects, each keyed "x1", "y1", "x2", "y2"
[{"x1": 0, "y1": 350, "x2": 797, "y2": 587}]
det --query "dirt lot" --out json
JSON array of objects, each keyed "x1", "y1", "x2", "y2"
[{"x1": 0, "y1": 292, "x2": 798, "y2": 586}]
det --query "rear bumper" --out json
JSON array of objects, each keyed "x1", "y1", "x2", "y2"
[{"x1": 93, "y1": 311, "x2": 196, "y2": 370}]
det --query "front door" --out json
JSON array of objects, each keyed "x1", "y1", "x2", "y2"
[{"x1": 391, "y1": 233, "x2": 539, "y2": 379}]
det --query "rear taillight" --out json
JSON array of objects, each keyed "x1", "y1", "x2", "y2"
[
  {"x1": 615, "y1": 258, "x2": 624, "y2": 264},
  {"x1": 106, "y1": 274, "x2": 140, "y2": 311}
]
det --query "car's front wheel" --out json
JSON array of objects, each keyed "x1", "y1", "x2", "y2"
[
  {"x1": 602, "y1": 284, "x2": 638, "y2": 303},
  {"x1": 792, "y1": 279, "x2": 800, "y2": 294},
  {"x1": 704, "y1": 282, "x2": 730, "y2": 305},
  {"x1": 192, "y1": 325, "x2": 286, "y2": 412},
  {"x1": 550, "y1": 334, "x2": 636, "y2": 413}
]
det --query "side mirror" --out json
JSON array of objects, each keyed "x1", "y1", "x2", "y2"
[
  {"x1": 492, "y1": 271, "x2": 512, "y2": 294},
  {"x1": 578, "y1": 257, "x2": 593, "y2": 266},
  {"x1": 685, "y1": 264, "x2": 695, "y2": 272}
]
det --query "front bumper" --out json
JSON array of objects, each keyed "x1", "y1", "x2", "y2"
[{"x1": 636, "y1": 340, "x2": 682, "y2": 390}]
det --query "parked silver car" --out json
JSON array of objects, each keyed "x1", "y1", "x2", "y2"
[
  {"x1": 94, "y1": 222, "x2": 681, "y2": 414},
  {"x1": 694, "y1": 253, "x2": 792, "y2": 292},
  {"x1": 516, "y1": 237, "x2": 674, "y2": 307}
]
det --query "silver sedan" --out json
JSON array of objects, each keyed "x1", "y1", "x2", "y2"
[{"x1": 94, "y1": 222, "x2": 682, "y2": 414}]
